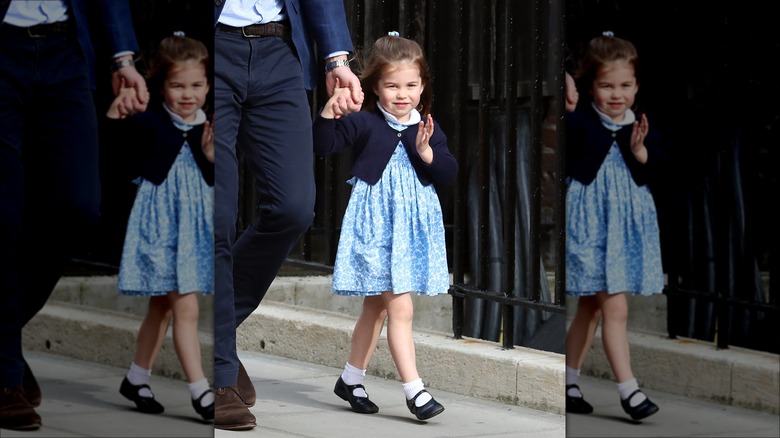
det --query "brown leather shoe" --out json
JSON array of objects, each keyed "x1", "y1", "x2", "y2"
[
  {"x1": 23, "y1": 361, "x2": 42, "y2": 407},
  {"x1": 0, "y1": 387, "x2": 42, "y2": 430},
  {"x1": 214, "y1": 386, "x2": 256, "y2": 431},
  {"x1": 237, "y1": 360, "x2": 256, "y2": 407}
]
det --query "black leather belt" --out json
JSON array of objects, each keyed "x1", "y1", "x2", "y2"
[
  {"x1": 217, "y1": 22, "x2": 291, "y2": 39},
  {"x1": 1, "y1": 21, "x2": 71, "y2": 38}
]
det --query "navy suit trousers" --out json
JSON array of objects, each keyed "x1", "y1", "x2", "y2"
[
  {"x1": 213, "y1": 28, "x2": 315, "y2": 388},
  {"x1": 0, "y1": 26, "x2": 100, "y2": 386}
]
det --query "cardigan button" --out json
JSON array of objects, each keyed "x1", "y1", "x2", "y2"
[
  {"x1": 183, "y1": 132, "x2": 188, "y2": 138},
  {"x1": 397, "y1": 132, "x2": 402, "y2": 137},
  {"x1": 611, "y1": 132, "x2": 616, "y2": 138}
]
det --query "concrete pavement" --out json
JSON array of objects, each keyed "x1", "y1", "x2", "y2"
[
  {"x1": 565, "y1": 375, "x2": 780, "y2": 437},
  {"x1": 8, "y1": 274, "x2": 779, "y2": 437},
  {"x1": 5, "y1": 349, "x2": 778, "y2": 438},
  {"x1": 216, "y1": 350, "x2": 565, "y2": 438},
  {"x1": 1, "y1": 350, "x2": 213, "y2": 438}
]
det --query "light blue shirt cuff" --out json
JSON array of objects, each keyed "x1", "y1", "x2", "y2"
[{"x1": 325, "y1": 51, "x2": 349, "y2": 60}]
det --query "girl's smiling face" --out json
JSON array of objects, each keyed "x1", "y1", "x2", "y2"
[
  {"x1": 590, "y1": 60, "x2": 638, "y2": 123},
  {"x1": 162, "y1": 60, "x2": 209, "y2": 123},
  {"x1": 373, "y1": 62, "x2": 424, "y2": 123}
]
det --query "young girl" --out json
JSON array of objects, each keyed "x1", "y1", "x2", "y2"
[
  {"x1": 564, "y1": 32, "x2": 668, "y2": 421},
  {"x1": 313, "y1": 32, "x2": 457, "y2": 421},
  {"x1": 106, "y1": 32, "x2": 215, "y2": 421}
]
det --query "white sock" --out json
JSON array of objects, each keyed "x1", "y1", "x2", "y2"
[
  {"x1": 617, "y1": 378, "x2": 646, "y2": 407},
  {"x1": 403, "y1": 378, "x2": 432, "y2": 407},
  {"x1": 127, "y1": 363, "x2": 153, "y2": 398},
  {"x1": 188, "y1": 379, "x2": 214, "y2": 407},
  {"x1": 341, "y1": 363, "x2": 367, "y2": 397},
  {"x1": 566, "y1": 366, "x2": 583, "y2": 397}
]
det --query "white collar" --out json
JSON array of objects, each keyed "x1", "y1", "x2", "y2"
[
  {"x1": 377, "y1": 102, "x2": 421, "y2": 126},
  {"x1": 163, "y1": 103, "x2": 207, "y2": 128},
  {"x1": 591, "y1": 102, "x2": 635, "y2": 127}
]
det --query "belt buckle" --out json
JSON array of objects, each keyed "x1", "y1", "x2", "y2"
[
  {"x1": 241, "y1": 25, "x2": 261, "y2": 38},
  {"x1": 26, "y1": 26, "x2": 46, "y2": 38}
]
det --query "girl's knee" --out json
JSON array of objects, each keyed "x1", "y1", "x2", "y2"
[
  {"x1": 170, "y1": 293, "x2": 200, "y2": 322},
  {"x1": 384, "y1": 294, "x2": 414, "y2": 322}
]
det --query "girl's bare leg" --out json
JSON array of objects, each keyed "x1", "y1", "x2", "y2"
[
  {"x1": 381, "y1": 292, "x2": 418, "y2": 383},
  {"x1": 167, "y1": 292, "x2": 205, "y2": 383},
  {"x1": 596, "y1": 291, "x2": 634, "y2": 383},
  {"x1": 565, "y1": 295, "x2": 602, "y2": 370},
  {"x1": 133, "y1": 296, "x2": 173, "y2": 369},
  {"x1": 347, "y1": 295, "x2": 387, "y2": 369}
]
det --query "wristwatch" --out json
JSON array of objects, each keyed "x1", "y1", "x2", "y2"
[
  {"x1": 325, "y1": 59, "x2": 350, "y2": 73},
  {"x1": 111, "y1": 58, "x2": 135, "y2": 72}
]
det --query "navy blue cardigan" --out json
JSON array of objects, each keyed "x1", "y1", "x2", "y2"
[
  {"x1": 107, "y1": 105, "x2": 214, "y2": 186},
  {"x1": 313, "y1": 110, "x2": 458, "y2": 186},
  {"x1": 566, "y1": 106, "x2": 668, "y2": 187}
]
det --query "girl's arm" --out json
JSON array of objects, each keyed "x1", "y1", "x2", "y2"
[
  {"x1": 312, "y1": 107, "x2": 362, "y2": 156},
  {"x1": 417, "y1": 119, "x2": 458, "y2": 186},
  {"x1": 201, "y1": 117, "x2": 214, "y2": 163},
  {"x1": 415, "y1": 114, "x2": 435, "y2": 164},
  {"x1": 565, "y1": 72, "x2": 579, "y2": 113},
  {"x1": 630, "y1": 113, "x2": 649, "y2": 164}
]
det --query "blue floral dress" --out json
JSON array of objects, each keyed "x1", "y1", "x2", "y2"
[
  {"x1": 332, "y1": 106, "x2": 450, "y2": 296},
  {"x1": 118, "y1": 107, "x2": 214, "y2": 296},
  {"x1": 565, "y1": 106, "x2": 663, "y2": 296}
]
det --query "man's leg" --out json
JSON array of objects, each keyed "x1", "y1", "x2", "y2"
[
  {"x1": 231, "y1": 36, "x2": 315, "y2": 328},
  {"x1": 212, "y1": 29, "x2": 257, "y2": 431},
  {"x1": 19, "y1": 38, "x2": 100, "y2": 327},
  {"x1": 0, "y1": 28, "x2": 98, "y2": 430},
  {"x1": 213, "y1": 34, "x2": 315, "y2": 391},
  {"x1": 213, "y1": 29, "x2": 245, "y2": 392}
]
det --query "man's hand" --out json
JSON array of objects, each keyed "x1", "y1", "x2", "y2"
[
  {"x1": 321, "y1": 78, "x2": 361, "y2": 119},
  {"x1": 325, "y1": 55, "x2": 363, "y2": 113},
  {"x1": 111, "y1": 55, "x2": 149, "y2": 116},
  {"x1": 106, "y1": 79, "x2": 148, "y2": 119}
]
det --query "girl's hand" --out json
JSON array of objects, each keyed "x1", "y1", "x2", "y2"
[
  {"x1": 565, "y1": 72, "x2": 578, "y2": 112},
  {"x1": 416, "y1": 114, "x2": 435, "y2": 164},
  {"x1": 201, "y1": 116, "x2": 214, "y2": 163},
  {"x1": 321, "y1": 78, "x2": 362, "y2": 119},
  {"x1": 325, "y1": 61, "x2": 364, "y2": 113},
  {"x1": 111, "y1": 57, "x2": 149, "y2": 115},
  {"x1": 630, "y1": 113, "x2": 649, "y2": 164},
  {"x1": 107, "y1": 79, "x2": 146, "y2": 119}
]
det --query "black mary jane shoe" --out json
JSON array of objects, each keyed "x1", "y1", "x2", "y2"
[
  {"x1": 333, "y1": 377, "x2": 379, "y2": 414},
  {"x1": 406, "y1": 390, "x2": 444, "y2": 421},
  {"x1": 565, "y1": 384, "x2": 593, "y2": 414},
  {"x1": 119, "y1": 377, "x2": 164, "y2": 414},
  {"x1": 621, "y1": 389, "x2": 659, "y2": 420},
  {"x1": 192, "y1": 389, "x2": 215, "y2": 421}
]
